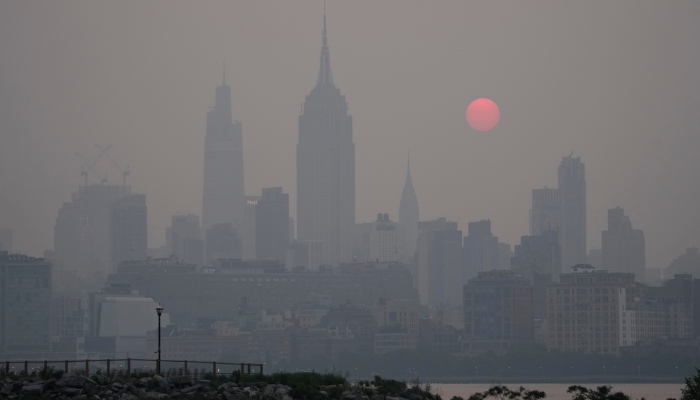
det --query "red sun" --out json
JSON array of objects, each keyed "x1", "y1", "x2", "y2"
[{"x1": 466, "y1": 98, "x2": 500, "y2": 132}]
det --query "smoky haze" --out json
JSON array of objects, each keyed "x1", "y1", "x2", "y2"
[{"x1": 0, "y1": 1, "x2": 699, "y2": 271}]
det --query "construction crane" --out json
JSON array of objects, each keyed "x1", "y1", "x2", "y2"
[
  {"x1": 75, "y1": 145, "x2": 110, "y2": 186},
  {"x1": 95, "y1": 144, "x2": 130, "y2": 187}
]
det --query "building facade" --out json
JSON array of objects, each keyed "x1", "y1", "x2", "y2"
[
  {"x1": 296, "y1": 11, "x2": 355, "y2": 266},
  {"x1": 110, "y1": 193, "x2": 147, "y2": 269},
  {"x1": 530, "y1": 187, "x2": 559, "y2": 236},
  {"x1": 0, "y1": 252, "x2": 52, "y2": 358},
  {"x1": 558, "y1": 154, "x2": 587, "y2": 269},
  {"x1": 255, "y1": 187, "x2": 290, "y2": 262},
  {"x1": 602, "y1": 207, "x2": 645, "y2": 278},
  {"x1": 463, "y1": 270, "x2": 534, "y2": 353}
]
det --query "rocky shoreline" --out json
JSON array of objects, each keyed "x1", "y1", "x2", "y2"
[{"x1": 0, "y1": 373, "x2": 438, "y2": 400}]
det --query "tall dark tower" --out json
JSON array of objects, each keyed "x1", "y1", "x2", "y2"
[
  {"x1": 202, "y1": 66, "x2": 245, "y2": 232},
  {"x1": 297, "y1": 9, "x2": 354, "y2": 266},
  {"x1": 558, "y1": 154, "x2": 586, "y2": 269},
  {"x1": 398, "y1": 158, "x2": 419, "y2": 262}
]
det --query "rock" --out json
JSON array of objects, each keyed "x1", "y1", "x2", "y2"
[
  {"x1": 168, "y1": 375, "x2": 194, "y2": 389},
  {"x1": 263, "y1": 386, "x2": 275, "y2": 396},
  {"x1": 75, "y1": 395, "x2": 89, "y2": 400},
  {"x1": 63, "y1": 387, "x2": 84, "y2": 396},
  {"x1": 91, "y1": 395, "x2": 101, "y2": 400},
  {"x1": 181, "y1": 384, "x2": 203, "y2": 394},
  {"x1": 143, "y1": 392, "x2": 170, "y2": 400},
  {"x1": 1, "y1": 383, "x2": 13, "y2": 395},
  {"x1": 119, "y1": 394, "x2": 138, "y2": 400},
  {"x1": 20, "y1": 384, "x2": 44, "y2": 396},
  {"x1": 150, "y1": 375, "x2": 168, "y2": 389},
  {"x1": 386, "y1": 397, "x2": 409, "y2": 400},
  {"x1": 111, "y1": 382, "x2": 124, "y2": 392},
  {"x1": 62, "y1": 374, "x2": 85, "y2": 389},
  {"x1": 371, "y1": 395, "x2": 384, "y2": 400}
]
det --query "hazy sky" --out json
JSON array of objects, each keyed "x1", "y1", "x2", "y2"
[{"x1": 1, "y1": 1, "x2": 699, "y2": 270}]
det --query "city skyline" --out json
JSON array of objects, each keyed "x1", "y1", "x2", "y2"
[{"x1": 1, "y1": 2, "x2": 699, "y2": 270}]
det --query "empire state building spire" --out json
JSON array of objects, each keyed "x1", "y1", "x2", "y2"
[{"x1": 316, "y1": 3, "x2": 334, "y2": 88}]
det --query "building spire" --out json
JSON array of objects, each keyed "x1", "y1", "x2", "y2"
[
  {"x1": 222, "y1": 60, "x2": 226, "y2": 86},
  {"x1": 316, "y1": 1, "x2": 334, "y2": 88}
]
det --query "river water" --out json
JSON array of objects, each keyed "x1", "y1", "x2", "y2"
[{"x1": 431, "y1": 383, "x2": 684, "y2": 400}]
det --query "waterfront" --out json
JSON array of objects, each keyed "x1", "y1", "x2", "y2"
[{"x1": 431, "y1": 383, "x2": 684, "y2": 400}]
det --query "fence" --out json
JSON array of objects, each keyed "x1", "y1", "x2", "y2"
[{"x1": 0, "y1": 359, "x2": 263, "y2": 378}]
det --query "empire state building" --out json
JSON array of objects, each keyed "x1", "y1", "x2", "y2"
[
  {"x1": 202, "y1": 69, "x2": 245, "y2": 232},
  {"x1": 296, "y1": 10, "x2": 354, "y2": 266}
]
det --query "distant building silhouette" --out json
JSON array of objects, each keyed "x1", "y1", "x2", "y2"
[
  {"x1": 0, "y1": 252, "x2": 51, "y2": 357},
  {"x1": 416, "y1": 218, "x2": 461, "y2": 307},
  {"x1": 602, "y1": 207, "x2": 645, "y2": 277},
  {"x1": 168, "y1": 213, "x2": 203, "y2": 265},
  {"x1": 369, "y1": 213, "x2": 399, "y2": 263},
  {"x1": 54, "y1": 183, "x2": 138, "y2": 288},
  {"x1": 242, "y1": 195, "x2": 261, "y2": 260},
  {"x1": 463, "y1": 219, "x2": 499, "y2": 280},
  {"x1": 205, "y1": 223, "x2": 241, "y2": 263},
  {"x1": 530, "y1": 187, "x2": 559, "y2": 235},
  {"x1": 296, "y1": 10, "x2": 354, "y2": 266},
  {"x1": 255, "y1": 187, "x2": 290, "y2": 262},
  {"x1": 558, "y1": 154, "x2": 587, "y2": 269},
  {"x1": 398, "y1": 159, "x2": 419, "y2": 264},
  {"x1": 462, "y1": 270, "x2": 534, "y2": 354},
  {"x1": 202, "y1": 67, "x2": 244, "y2": 233},
  {"x1": 110, "y1": 194, "x2": 147, "y2": 269},
  {"x1": 511, "y1": 229, "x2": 561, "y2": 281}
]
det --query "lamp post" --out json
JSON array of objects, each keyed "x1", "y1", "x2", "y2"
[{"x1": 156, "y1": 305, "x2": 163, "y2": 374}]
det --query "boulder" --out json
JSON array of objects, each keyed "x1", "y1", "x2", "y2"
[
  {"x1": 20, "y1": 384, "x2": 44, "y2": 396},
  {"x1": 63, "y1": 387, "x2": 84, "y2": 396},
  {"x1": 143, "y1": 392, "x2": 170, "y2": 400},
  {"x1": 61, "y1": 374, "x2": 85, "y2": 389},
  {"x1": 181, "y1": 384, "x2": 203, "y2": 394}
]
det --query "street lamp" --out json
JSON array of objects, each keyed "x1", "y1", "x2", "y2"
[{"x1": 156, "y1": 305, "x2": 163, "y2": 374}]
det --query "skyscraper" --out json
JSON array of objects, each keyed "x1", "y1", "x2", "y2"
[
  {"x1": 255, "y1": 187, "x2": 289, "y2": 261},
  {"x1": 297, "y1": 10, "x2": 354, "y2": 266},
  {"x1": 398, "y1": 159, "x2": 419, "y2": 263},
  {"x1": 0, "y1": 252, "x2": 51, "y2": 357},
  {"x1": 110, "y1": 193, "x2": 147, "y2": 269},
  {"x1": 530, "y1": 187, "x2": 559, "y2": 236},
  {"x1": 602, "y1": 207, "x2": 645, "y2": 278},
  {"x1": 202, "y1": 67, "x2": 244, "y2": 233},
  {"x1": 558, "y1": 154, "x2": 586, "y2": 269}
]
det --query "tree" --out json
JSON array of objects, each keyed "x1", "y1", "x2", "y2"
[
  {"x1": 567, "y1": 385, "x2": 631, "y2": 400},
  {"x1": 467, "y1": 385, "x2": 545, "y2": 400},
  {"x1": 679, "y1": 368, "x2": 700, "y2": 400}
]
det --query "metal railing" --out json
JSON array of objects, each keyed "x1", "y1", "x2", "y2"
[{"x1": 0, "y1": 359, "x2": 263, "y2": 378}]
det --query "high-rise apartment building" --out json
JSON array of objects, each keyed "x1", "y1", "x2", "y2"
[
  {"x1": 602, "y1": 207, "x2": 645, "y2": 278},
  {"x1": 255, "y1": 187, "x2": 289, "y2": 262},
  {"x1": 54, "y1": 184, "x2": 134, "y2": 286},
  {"x1": 530, "y1": 187, "x2": 559, "y2": 236},
  {"x1": 558, "y1": 154, "x2": 586, "y2": 269},
  {"x1": 463, "y1": 270, "x2": 534, "y2": 353},
  {"x1": 297, "y1": 10, "x2": 354, "y2": 266},
  {"x1": 463, "y1": 220, "x2": 499, "y2": 280},
  {"x1": 0, "y1": 252, "x2": 52, "y2": 357},
  {"x1": 416, "y1": 218, "x2": 462, "y2": 307},
  {"x1": 511, "y1": 229, "x2": 561, "y2": 281},
  {"x1": 398, "y1": 160, "x2": 419, "y2": 264},
  {"x1": 110, "y1": 193, "x2": 147, "y2": 269},
  {"x1": 202, "y1": 69, "x2": 244, "y2": 232}
]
